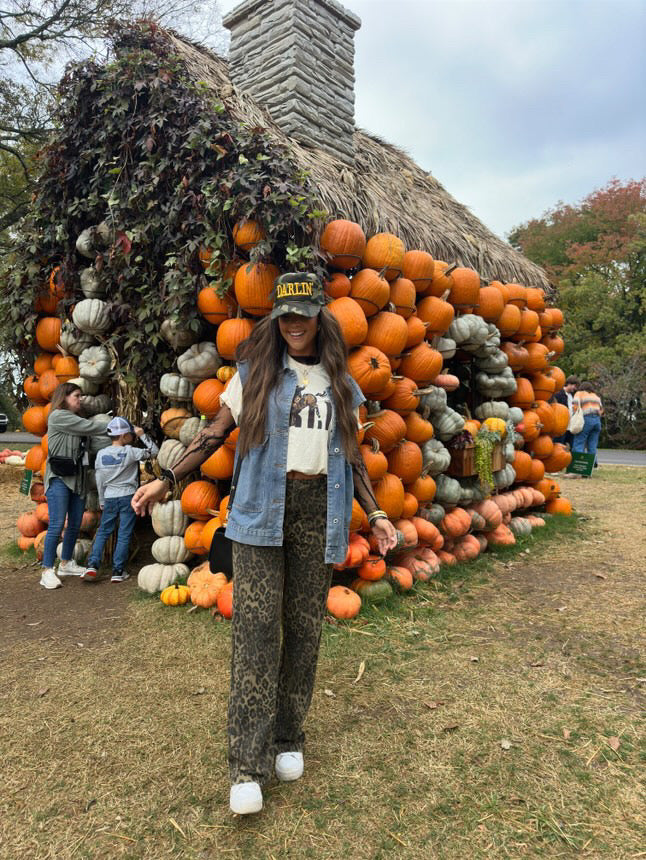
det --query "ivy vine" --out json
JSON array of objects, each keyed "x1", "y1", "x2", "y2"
[{"x1": 0, "y1": 22, "x2": 328, "y2": 424}]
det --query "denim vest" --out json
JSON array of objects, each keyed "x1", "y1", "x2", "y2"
[{"x1": 224, "y1": 355, "x2": 365, "y2": 564}]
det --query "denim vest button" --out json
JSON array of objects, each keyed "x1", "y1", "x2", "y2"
[
  {"x1": 334, "y1": 447, "x2": 340, "y2": 453},
  {"x1": 333, "y1": 518, "x2": 339, "y2": 524},
  {"x1": 334, "y1": 483, "x2": 340, "y2": 489}
]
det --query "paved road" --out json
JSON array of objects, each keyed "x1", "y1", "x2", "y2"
[
  {"x1": 0, "y1": 432, "x2": 40, "y2": 445},
  {"x1": 596, "y1": 449, "x2": 646, "y2": 467}
]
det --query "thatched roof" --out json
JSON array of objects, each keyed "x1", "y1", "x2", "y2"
[{"x1": 167, "y1": 32, "x2": 550, "y2": 289}]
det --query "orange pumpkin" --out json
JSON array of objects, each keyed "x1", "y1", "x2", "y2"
[
  {"x1": 386, "y1": 439, "x2": 423, "y2": 485},
  {"x1": 216, "y1": 317, "x2": 254, "y2": 360},
  {"x1": 320, "y1": 219, "x2": 366, "y2": 270},
  {"x1": 234, "y1": 262, "x2": 280, "y2": 316},
  {"x1": 404, "y1": 314, "x2": 429, "y2": 349},
  {"x1": 184, "y1": 521, "x2": 207, "y2": 554},
  {"x1": 199, "y1": 516, "x2": 222, "y2": 551},
  {"x1": 357, "y1": 555, "x2": 387, "y2": 581},
  {"x1": 216, "y1": 581, "x2": 234, "y2": 619},
  {"x1": 348, "y1": 345, "x2": 392, "y2": 396},
  {"x1": 398, "y1": 343, "x2": 442, "y2": 385},
  {"x1": 38, "y1": 369, "x2": 59, "y2": 401},
  {"x1": 201, "y1": 444, "x2": 235, "y2": 480},
  {"x1": 324, "y1": 272, "x2": 352, "y2": 299},
  {"x1": 35, "y1": 317, "x2": 61, "y2": 352},
  {"x1": 509, "y1": 377, "x2": 535, "y2": 410},
  {"x1": 401, "y1": 492, "x2": 419, "y2": 518},
  {"x1": 440, "y1": 507, "x2": 472, "y2": 538},
  {"x1": 25, "y1": 445, "x2": 45, "y2": 473},
  {"x1": 381, "y1": 377, "x2": 420, "y2": 415},
  {"x1": 326, "y1": 585, "x2": 362, "y2": 619},
  {"x1": 326, "y1": 296, "x2": 368, "y2": 347},
  {"x1": 33, "y1": 352, "x2": 55, "y2": 375},
  {"x1": 497, "y1": 304, "x2": 522, "y2": 338},
  {"x1": 477, "y1": 286, "x2": 505, "y2": 322},
  {"x1": 232, "y1": 219, "x2": 266, "y2": 252},
  {"x1": 416, "y1": 295, "x2": 455, "y2": 336},
  {"x1": 363, "y1": 409, "x2": 407, "y2": 453},
  {"x1": 22, "y1": 406, "x2": 47, "y2": 436},
  {"x1": 388, "y1": 277, "x2": 417, "y2": 318},
  {"x1": 546, "y1": 497, "x2": 572, "y2": 516},
  {"x1": 387, "y1": 565, "x2": 414, "y2": 591},
  {"x1": 506, "y1": 283, "x2": 527, "y2": 308},
  {"x1": 448, "y1": 267, "x2": 480, "y2": 310},
  {"x1": 403, "y1": 411, "x2": 434, "y2": 443},
  {"x1": 428, "y1": 261, "x2": 453, "y2": 297},
  {"x1": 180, "y1": 481, "x2": 220, "y2": 521},
  {"x1": 361, "y1": 232, "x2": 405, "y2": 281},
  {"x1": 525, "y1": 287, "x2": 546, "y2": 312},
  {"x1": 349, "y1": 268, "x2": 390, "y2": 317},
  {"x1": 400, "y1": 250, "x2": 435, "y2": 292},
  {"x1": 373, "y1": 472, "x2": 405, "y2": 520},
  {"x1": 24, "y1": 375, "x2": 45, "y2": 403},
  {"x1": 197, "y1": 286, "x2": 237, "y2": 324},
  {"x1": 405, "y1": 474, "x2": 436, "y2": 503},
  {"x1": 364, "y1": 310, "x2": 408, "y2": 357},
  {"x1": 192, "y1": 378, "x2": 224, "y2": 418},
  {"x1": 542, "y1": 444, "x2": 572, "y2": 473}
]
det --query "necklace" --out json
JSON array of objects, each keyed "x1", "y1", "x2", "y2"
[{"x1": 290, "y1": 354, "x2": 318, "y2": 387}]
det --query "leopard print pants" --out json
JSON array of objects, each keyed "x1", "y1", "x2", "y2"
[{"x1": 228, "y1": 476, "x2": 332, "y2": 785}]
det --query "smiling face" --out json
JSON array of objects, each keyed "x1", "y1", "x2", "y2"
[{"x1": 277, "y1": 312, "x2": 319, "y2": 357}]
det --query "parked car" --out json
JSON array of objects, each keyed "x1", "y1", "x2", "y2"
[{"x1": 0, "y1": 413, "x2": 8, "y2": 433}]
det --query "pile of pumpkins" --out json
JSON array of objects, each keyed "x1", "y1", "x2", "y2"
[
  {"x1": 137, "y1": 216, "x2": 574, "y2": 619},
  {"x1": 16, "y1": 216, "x2": 573, "y2": 615}
]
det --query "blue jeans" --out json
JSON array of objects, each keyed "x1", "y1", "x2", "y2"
[
  {"x1": 43, "y1": 478, "x2": 86, "y2": 568},
  {"x1": 572, "y1": 414, "x2": 602, "y2": 459},
  {"x1": 88, "y1": 495, "x2": 137, "y2": 573}
]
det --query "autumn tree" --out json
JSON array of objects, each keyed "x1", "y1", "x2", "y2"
[{"x1": 509, "y1": 179, "x2": 646, "y2": 448}]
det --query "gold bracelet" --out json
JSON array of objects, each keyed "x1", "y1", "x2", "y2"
[{"x1": 367, "y1": 509, "x2": 388, "y2": 524}]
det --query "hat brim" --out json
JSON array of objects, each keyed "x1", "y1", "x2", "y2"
[{"x1": 271, "y1": 302, "x2": 322, "y2": 320}]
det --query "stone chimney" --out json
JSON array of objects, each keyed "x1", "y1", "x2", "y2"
[{"x1": 223, "y1": 0, "x2": 361, "y2": 165}]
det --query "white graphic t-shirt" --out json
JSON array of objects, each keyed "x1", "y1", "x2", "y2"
[{"x1": 220, "y1": 356, "x2": 358, "y2": 475}]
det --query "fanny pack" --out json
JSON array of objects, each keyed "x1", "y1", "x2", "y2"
[{"x1": 48, "y1": 437, "x2": 87, "y2": 477}]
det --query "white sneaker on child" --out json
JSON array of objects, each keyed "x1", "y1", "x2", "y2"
[
  {"x1": 275, "y1": 752, "x2": 304, "y2": 782},
  {"x1": 229, "y1": 781, "x2": 263, "y2": 815},
  {"x1": 39, "y1": 568, "x2": 62, "y2": 589},
  {"x1": 110, "y1": 571, "x2": 130, "y2": 583},
  {"x1": 58, "y1": 559, "x2": 86, "y2": 577}
]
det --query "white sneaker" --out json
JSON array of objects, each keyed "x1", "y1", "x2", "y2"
[
  {"x1": 40, "y1": 568, "x2": 62, "y2": 589},
  {"x1": 229, "y1": 781, "x2": 263, "y2": 815},
  {"x1": 58, "y1": 559, "x2": 86, "y2": 577},
  {"x1": 275, "y1": 752, "x2": 304, "y2": 782}
]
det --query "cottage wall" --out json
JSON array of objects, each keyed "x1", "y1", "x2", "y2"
[{"x1": 223, "y1": 0, "x2": 361, "y2": 165}]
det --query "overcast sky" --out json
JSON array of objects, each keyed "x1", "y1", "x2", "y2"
[{"x1": 215, "y1": 0, "x2": 645, "y2": 240}]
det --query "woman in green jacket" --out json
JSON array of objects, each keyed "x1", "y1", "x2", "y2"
[{"x1": 40, "y1": 383, "x2": 110, "y2": 589}]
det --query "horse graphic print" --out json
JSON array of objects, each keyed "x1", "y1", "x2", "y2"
[{"x1": 290, "y1": 385, "x2": 332, "y2": 430}]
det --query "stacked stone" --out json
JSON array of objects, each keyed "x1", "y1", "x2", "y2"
[{"x1": 224, "y1": 0, "x2": 361, "y2": 165}]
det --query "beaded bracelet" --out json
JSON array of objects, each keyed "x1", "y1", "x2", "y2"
[{"x1": 367, "y1": 509, "x2": 388, "y2": 524}]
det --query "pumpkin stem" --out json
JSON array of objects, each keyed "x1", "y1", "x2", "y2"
[{"x1": 445, "y1": 263, "x2": 459, "y2": 276}]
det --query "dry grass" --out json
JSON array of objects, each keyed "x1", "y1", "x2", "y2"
[{"x1": 1, "y1": 467, "x2": 644, "y2": 859}]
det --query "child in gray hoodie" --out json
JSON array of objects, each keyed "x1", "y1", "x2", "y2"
[{"x1": 84, "y1": 417, "x2": 158, "y2": 582}]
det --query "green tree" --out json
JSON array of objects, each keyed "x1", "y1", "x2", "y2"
[{"x1": 509, "y1": 179, "x2": 646, "y2": 448}]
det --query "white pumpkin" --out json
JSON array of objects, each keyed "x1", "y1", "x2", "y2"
[
  {"x1": 419, "y1": 503, "x2": 445, "y2": 525},
  {"x1": 418, "y1": 385, "x2": 447, "y2": 418},
  {"x1": 476, "y1": 349, "x2": 508, "y2": 373},
  {"x1": 435, "y1": 336, "x2": 457, "y2": 361},
  {"x1": 151, "y1": 535, "x2": 191, "y2": 564},
  {"x1": 160, "y1": 318, "x2": 199, "y2": 351},
  {"x1": 510, "y1": 517, "x2": 532, "y2": 537},
  {"x1": 81, "y1": 393, "x2": 112, "y2": 416},
  {"x1": 177, "y1": 342, "x2": 222, "y2": 383},
  {"x1": 137, "y1": 562, "x2": 189, "y2": 594},
  {"x1": 156, "y1": 439, "x2": 186, "y2": 471},
  {"x1": 509, "y1": 407, "x2": 524, "y2": 425},
  {"x1": 5, "y1": 454, "x2": 25, "y2": 465},
  {"x1": 60, "y1": 323, "x2": 95, "y2": 356},
  {"x1": 421, "y1": 439, "x2": 451, "y2": 475},
  {"x1": 79, "y1": 345, "x2": 111, "y2": 381},
  {"x1": 80, "y1": 267, "x2": 105, "y2": 298},
  {"x1": 73, "y1": 298, "x2": 110, "y2": 334},
  {"x1": 151, "y1": 500, "x2": 189, "y2": 537},
  {"x1": 179, "y1": 416, "x2": 202, "y2": 447},
  {"x1": 56, "y1": 538, "x2": 92, "y2": 564},
  {"x1": 433, "y1": 408, "x2": 465, "y2": 441},
  {"x1": 475, "y1": 369, "x2": 517, "y2": 398},
  {"x1": 494, "y1": 463, "x2": 516, "y2": 490},
  {"x1": 159, "y1": 373, "x2": 194, "y2": 402},
  {"x1": 75, "y1": 222, "x2": 111, "y2": 258},
  {"x1": 67, "y1": 376, "x2": 100, "y2": 395},
  {"x1": 434, "y1": 474, "x2": 462, "y2": 507},
  {"x1": 475, "y1": 401, "x2": 510, "y2": 421}
]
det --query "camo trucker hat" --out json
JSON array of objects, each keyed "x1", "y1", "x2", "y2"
[{"x1": 270, "y1": 273, "x2": 326, "y2": 320}]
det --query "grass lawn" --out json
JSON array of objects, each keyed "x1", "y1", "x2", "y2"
[{"x1": 1, "y1": 467, "x2": 644, "y2": 858}]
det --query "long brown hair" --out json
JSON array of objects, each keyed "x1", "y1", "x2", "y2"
[
  {"x1": 49, "y1": 382, "x2": 82, "y2": 412},
  {"x1": 235, "y1": 309, "x2": 361, "y2": 464}
]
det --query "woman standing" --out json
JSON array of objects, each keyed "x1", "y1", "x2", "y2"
[
  {"x1": 133, "y1": 273, "x2": 397, "y2": 815},
  {"x1": 40, "y1": 383, "x2": 110, "y2": 589},
  {"x1": 571, "y1": 381, "x2": 604, "y2": 464}
]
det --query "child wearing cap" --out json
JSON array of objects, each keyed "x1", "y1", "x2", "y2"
[{"x1": 84, "y1": 417, "x2": 158, "y2": 582}]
